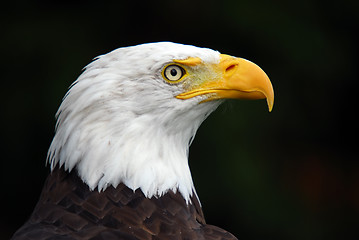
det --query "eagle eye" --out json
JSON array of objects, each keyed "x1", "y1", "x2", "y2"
[{"x1": 163, "y1": 65, "x2": 186, "y2": 82}]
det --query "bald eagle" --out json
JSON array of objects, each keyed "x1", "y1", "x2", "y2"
[{"x1": 12, "y1": 42, "x2": 274, "y2": 240}]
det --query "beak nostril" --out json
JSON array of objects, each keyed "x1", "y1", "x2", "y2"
[{"x1": 225, "y1": 64, "x2": 238, "y2": 76}]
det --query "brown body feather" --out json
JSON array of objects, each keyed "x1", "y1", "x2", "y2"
[{"x1": 12, "y1": 167, "x2": 237, "y2": 240}]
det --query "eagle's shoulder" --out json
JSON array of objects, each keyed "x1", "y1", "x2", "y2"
[{"x1": 12, "y1": 167, "x2": 237, "y2": 240}]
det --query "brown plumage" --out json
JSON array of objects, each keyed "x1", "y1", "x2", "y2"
[{"x1": 12, "y1": 167, "x2": 237, "y2": 240}]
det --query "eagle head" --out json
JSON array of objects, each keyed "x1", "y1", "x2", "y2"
[{"x1": 47, "y1": 42, "x2": 274, "y2": 202}]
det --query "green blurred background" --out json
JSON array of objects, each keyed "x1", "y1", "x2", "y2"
[{"x1": 1, "y1": 0, "x2": 358, "y2": 239}]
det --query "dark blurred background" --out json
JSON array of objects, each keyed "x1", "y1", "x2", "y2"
[{"x1": 1, "y1": 0, "x2": 358, "y2": 239}]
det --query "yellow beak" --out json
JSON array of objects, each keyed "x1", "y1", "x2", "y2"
[{"x1": 176, "y1": 54, "x2": 274, "y2": 112}]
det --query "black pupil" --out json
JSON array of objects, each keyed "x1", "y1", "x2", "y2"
[{"x1": 170, "y1": 68, "x2": 178, "y2": 76}]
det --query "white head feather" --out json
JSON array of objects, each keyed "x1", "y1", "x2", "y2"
[{"x1": 47, "y1": 42, "x2": 223, "y2": 202}]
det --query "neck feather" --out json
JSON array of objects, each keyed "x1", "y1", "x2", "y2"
[{"x1": 47, "y1": 101, "x2": 220, "y2": 203}]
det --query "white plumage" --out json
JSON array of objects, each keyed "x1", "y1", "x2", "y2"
[{"x1": 48, "y1": 42, "x2": 223, "y2": 202}]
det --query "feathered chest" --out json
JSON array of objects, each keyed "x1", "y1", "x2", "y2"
[{"x1": 12, "y1": 167, "x2": 236, "y2": 240}]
